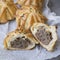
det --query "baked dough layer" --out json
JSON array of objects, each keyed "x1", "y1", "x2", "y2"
[
  {"x1": 16, "y1": 6, "x2": 47, "y2": 33},
  {"x1": 0, "y1": 0, "x2": 17, "y2": 23},
  {"x1": 17, "y1": 0, "x2": 44, "y2": 13}
]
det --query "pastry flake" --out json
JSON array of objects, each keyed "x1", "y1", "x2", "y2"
[{"x1": 31, "y1": 23, "x2": 57, "y2": 51}]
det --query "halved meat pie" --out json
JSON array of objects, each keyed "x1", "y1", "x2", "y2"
[
  {"x1": 4, "y1": 30, "x2": 38, "y2": 50},
  {"x1": 31, "y1": 23, "x2": 57, "y2": 51}
]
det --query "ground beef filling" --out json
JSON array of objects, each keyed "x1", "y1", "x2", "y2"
[
  {"x1": 10, "y1": 36, "x2": 31, "y2": 49},
  {"x1": 35, "y1": 26, "x2": 52, "y2": 45}
]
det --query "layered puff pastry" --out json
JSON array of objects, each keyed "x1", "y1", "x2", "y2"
[
  {"x1": 0, "y1": 0, "x2": 17, "y2": 23},
  {"x1": 31, "y1": 23, "x2": 57, "y2": 51},
  {"x1": 4, "y1": 30, "x2": 39, "y2": 50},
  {"x1": 17, "y1": 0, "x2": 44, "y2": 13},
  {"x1": 16, "y1": 6, "x2": 47, "y2": 33}
]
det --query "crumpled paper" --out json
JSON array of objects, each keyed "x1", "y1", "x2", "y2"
[{"x1": 0, "y1": 0, "x2": 60, "y2": 60}]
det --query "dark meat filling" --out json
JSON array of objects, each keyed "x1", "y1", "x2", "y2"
[
  {"x1": 10, "y1": 36, "x2": 31, "y2": 49},
  {"x1": 35, "y1": 26, "x2": 52, "y2": 45}
]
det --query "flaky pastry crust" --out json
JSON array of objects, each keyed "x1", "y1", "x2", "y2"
[
  {"x1": 16, "y1": 6, "x2": 47, "y2": 33},
  {"x1": 17, "y1": 0, "x2": 44, "y2": 13},
  {"x1": 0, "y1": 0, "x2": 17, "y2": 23},
  {"x1": 4, "y1": 30, "x2": 39, "y2": 50}
]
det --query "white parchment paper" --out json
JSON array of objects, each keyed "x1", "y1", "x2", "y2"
[{"x1": 0, "y1": 0, "x2": 60, "y2": 60}]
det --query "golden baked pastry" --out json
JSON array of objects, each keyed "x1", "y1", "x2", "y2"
[
  {"x1": 31, "y1": 23, "x2": 57, "y2": 51},
  {"x1": 17, "y1": 0, "x2": 44, "y2": 13},
  {"x1": 0, "y1": 0, "x2": 17, "y2": 23},
  {"x1": 16, "y1": 6, "x2": 47, "y2": 33},
  {"x1": 4, "y1": 30, "x2": 39, "y2": 50}
]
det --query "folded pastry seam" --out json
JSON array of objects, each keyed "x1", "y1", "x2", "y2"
[
  {"x1": 0, "y1": 0, "x2": 17, "y2": 23},
  {"x1": 16, "y1": 6, "x2": 47, "y2": 33}
]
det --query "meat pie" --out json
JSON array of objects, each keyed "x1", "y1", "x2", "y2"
[
  {"x1": 31, "y1": 23, "x2": 57, "y2": 51},
  {"x1": 4, "y1": 30, "x2": 38, "y2": 50}
]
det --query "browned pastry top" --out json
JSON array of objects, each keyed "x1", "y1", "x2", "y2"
[
  {"x1": 17, "y1": 0, "x2": 44, "y2": 13},
  {"x1": 16, "y1": 6, "x2": 47, "y2": 33},
  {"x1": 1, "y1": 0, "x2": 13, "y2": 2},
  {"x1": 0, "y1": 0, "x2": 17, "y2": 23}
]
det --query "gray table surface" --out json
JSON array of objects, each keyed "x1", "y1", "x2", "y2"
[{"x1": 48, "y1": 0, "x2": 60, "y2": 16}]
